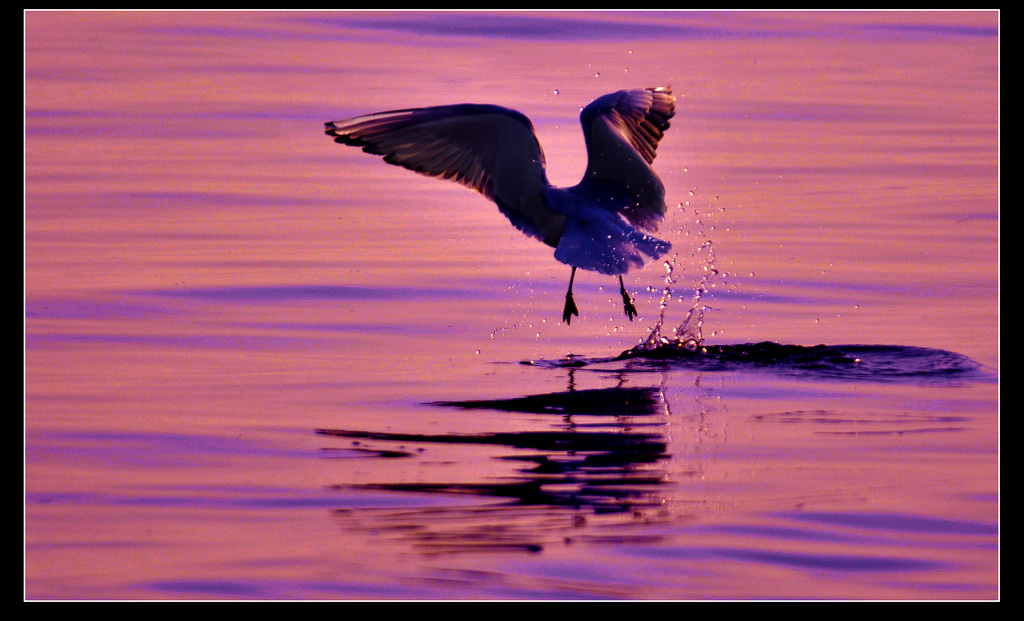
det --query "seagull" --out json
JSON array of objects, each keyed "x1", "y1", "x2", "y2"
[{"x1": 324, "y1": 86, "x2": 676, "y2": 324}]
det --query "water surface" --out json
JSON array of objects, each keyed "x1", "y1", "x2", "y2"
[{"x1": 25, "y1": 10, "x2": 998, "y2": 600}]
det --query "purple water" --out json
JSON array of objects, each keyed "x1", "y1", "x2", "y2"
[{"x1": 25, "y1": 10, "x2": 998, "y2": 600}]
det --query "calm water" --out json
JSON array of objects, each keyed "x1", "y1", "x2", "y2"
[{"x1": 24, "y1": 11, "x2": 999, "y2": 600}]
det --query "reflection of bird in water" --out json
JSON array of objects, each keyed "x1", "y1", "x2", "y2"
[
  {"x1": 325, "y1": 87, "x2": 676, "y2": 324},
  {"x1": 320, "y1": 384, "x2": 670, "y2": 523}
]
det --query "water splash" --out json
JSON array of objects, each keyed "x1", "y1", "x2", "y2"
[
  {"x1": 636, "y1": 258, "x2": 676, "y2": 350},
  {"x1": 629, "y1": 204, "x2": 720, "y2": 357},
  {"x1": 674, "y1": 238, "x2": 718, "y2": 348}
]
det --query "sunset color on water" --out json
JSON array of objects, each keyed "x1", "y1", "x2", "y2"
[{"x1": 25, "y1": 11, "x2": 998, "y2": 599}]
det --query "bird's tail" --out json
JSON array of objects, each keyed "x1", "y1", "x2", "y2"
[{"x1": 554, "y1": 210, "x2": 671, "y2": 276}]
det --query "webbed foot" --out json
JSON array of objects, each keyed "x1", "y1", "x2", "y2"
[
  {"x1": 622, "y1": 293, "x2": 637, "y2": 321},
  {"x1": 563, "y1": 266, "x2": 580, "y2": 325},
  {"x1": 563, "y1": 292, "x2": 580, "y2": 324}
]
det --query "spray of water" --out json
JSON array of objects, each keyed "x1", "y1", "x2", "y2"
[
  {"x1": 675, "y1": 238, "x2": 718, "y2": 349},
  {"x1": 628, "y1": 204, "x2": 720, "y2": 356}
]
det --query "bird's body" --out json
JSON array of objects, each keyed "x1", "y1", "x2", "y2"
[{"x1": 325, "y1": 87, "x2": 676, "y2": 324}]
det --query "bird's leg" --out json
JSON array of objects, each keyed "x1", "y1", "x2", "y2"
[
  {"x1": 619, "y1": 275, "x2": 637, "y2": 321},
  {"x1": 562, "y1": 267, "x2": 580, "y2": 324}
]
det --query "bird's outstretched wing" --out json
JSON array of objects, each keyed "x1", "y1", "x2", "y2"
[
  {"x1": 325, "y1": 104, "x2": 562, "y2": 245},
  {"x1": 579, "y1": 87, "x2": 676, "y2": 231}
]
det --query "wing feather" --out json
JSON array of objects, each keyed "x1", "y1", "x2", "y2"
[
  {"x1": 326, "y1": 104, "x2": 562, "y2": 244},
  {"x1": 579, "y1": 87, "x2": 676, "y2": 231}
]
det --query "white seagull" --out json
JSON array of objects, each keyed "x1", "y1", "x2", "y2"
[{"x1": 325, "y1": 86, "x2": 676, "y2": 324}]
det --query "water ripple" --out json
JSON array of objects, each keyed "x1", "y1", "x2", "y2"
[{"x1": 529, "y1": 341, "x2": 993, "y2": 384}]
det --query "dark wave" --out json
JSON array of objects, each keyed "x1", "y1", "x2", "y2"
[{"x1": 527, "y1": 340, "x2": 992, "y2": 383}]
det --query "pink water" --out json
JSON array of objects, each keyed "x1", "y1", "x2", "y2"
[{"x1": 25, "y1": 10, "x2": 998, "y2": 599}]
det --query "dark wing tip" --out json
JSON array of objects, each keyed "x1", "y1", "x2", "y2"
[{"x1": 326, "y1": 124, "x2": 382, "y2": 152}]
